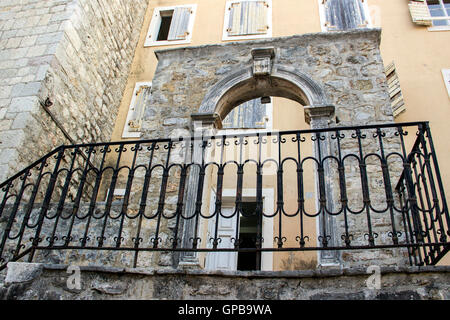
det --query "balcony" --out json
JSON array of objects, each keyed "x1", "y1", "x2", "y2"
[{"x1": 0, "y1": 121, "x2": 448, "y2": 271}]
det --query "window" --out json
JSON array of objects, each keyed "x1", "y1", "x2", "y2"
[
  {"x1": 408, "y1": 0, "x2": 450, "y2": 30},
  {"x1": 442, "y1": 69, "x2": 450, "y2": 97},
  {"x1": 318, "y1": 0, "x2": 372, "y2": 32},
  {"x1": 428, "y1": 0, "x2": 450, "y2": 27},
  {"x1": 144, "y1": 5, "x2": 197, "y2": 47},
  {"x1": 385, "y1": 62, "x2": 405, "y2": 118},
  {"x1": 222, "y1": 0, "x2": 272, "y2": 41},
  {"x1": 122, "y1": 82, "x2": 152, "y2": 138},
  {"x1": 221, "y1": 97, "x2": 272, "y2": 130}
]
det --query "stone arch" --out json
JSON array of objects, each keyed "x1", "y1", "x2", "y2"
[
  {"x1": 186, "y1": 53, "x2": 340, "y2": 266},
  {"x1": 194, "y1": 61, "x2": 333, "y2": 128}
]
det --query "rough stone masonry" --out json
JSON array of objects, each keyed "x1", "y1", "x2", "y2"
[
  {"x1": 0, "y1": 0, "x2": 148, "y2": 182},
  {"x1": 1, "y1": 262, "x2": 449, "y2": 300}
]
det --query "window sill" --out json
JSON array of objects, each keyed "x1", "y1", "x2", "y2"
[
  {"x1": 122, "y1": 131, "x2": 141, "y2": 139},
  {"x1": 222, "y1": 33, "x2": 272, "y2": 42},
  {"x1": 144, "y1": 39, "x2": 192, "y2": 47},
  {"x1": 428, "y1": 25, "x2": 450, "y2": 31}
]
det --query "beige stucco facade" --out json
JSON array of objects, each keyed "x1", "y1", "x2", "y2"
[{"x1": 109, "y1": 0, "x2": 450, "y2": 268}]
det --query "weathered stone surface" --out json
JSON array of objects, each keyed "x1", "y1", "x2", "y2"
[
  {"x1": 1, "y1": 263, "x2": 449, "y2": 300},
  {"x1": 0, "y1": 0, "x2": 148, "y2": 183},
  {"x1": 4, "y1": 262, "x2": 43, "y2": 284}
]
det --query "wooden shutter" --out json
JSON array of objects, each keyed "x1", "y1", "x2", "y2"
[
  {"x1": 408, "y1": 0, "x2": 432, "y2": 26},
  {"x1": 385, "y1": 62, "x2": 405, "y2": 118},
  {"x1": 167, "y1": 7, "x2": 192, "y2": 40},
  {"x1": 227, "y1": 2, "x2": 242, "y2": 36},
  {"x1": 127, "y1": 84, "x2": 151, "y2": 132},
  {"x1": 227, "y1": 1, "x2": 269, "y2": 36},
  {"x1": 324, "y1": 0, "x2": 367, "y2": 31},
  {"x1": 222, "y1": 98, "x2": 267, "y2": 129}
]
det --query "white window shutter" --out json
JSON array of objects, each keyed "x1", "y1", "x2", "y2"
[
  {"x1": 324, "y1": 0, "x2": 367, "y2": 31},
  {"x1": 255, "y1": 1, "x2": 269, "y2": 34},
  {"x1": 227, "y1": 1, "x2": 268, "y2": 36},
  {"x1": 385, "y1": 62, "x2": 405, "y2": 118},
  {"x1": 127, "y1": 84, "x2": 151, "y2": 132},
  {"x1": 227, "y1": 2, "x2": 242, "y2": 36},
  {"x1": 408, "y1": 0, "x2": 432, "y2": 26},
  {"x1": 240, "y1": 1, "x2": 250, "y2": 35},
  {"x1": 168, "y1": 7, "x2": 192, "y2": 40}
]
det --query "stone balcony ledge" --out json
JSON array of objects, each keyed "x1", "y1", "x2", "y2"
[{"x1": 1, "y1": 262, "x2": 449, "y2": 300}]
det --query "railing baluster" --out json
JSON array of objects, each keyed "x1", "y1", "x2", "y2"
[
  {"x1": 397, "y1": 184, "x2": 415, "y2": 266},
  {"x1": 11, "y1": 157, "x2": 48, "y2": 260},
  {"x1": 64, "y1": 146, "x2": 95, "y2": 246},
  {"x1": 212, "y1": 136, "x2": 226, "y2": 249},
  {"x1": 152, "y1": 141, "x2": 173, "y2": 249},
  {"x1": 296, "y1": 132, "x2": 306, "y2": 247},
  {"x1": 255, "y1": 134, "x2": 263, "y2": 256},
  {"x1": 0, "y1": 170, "x2": 30, "y2": 263},
  {"x1": 116, "y1": 143, "x2": 140, "y2": 248},
  {"x1": 336, "y1": 130, "x2": 350, "y2": 247},
  {"x1": 276, "y1": 134, "x2": 284, "y2": 248},
  {"x1": 99, "y1": 144, "x2": 125, "y2": 247},
  {"x1": 132, "y1": 142, "x2": 157, "y2": 267},
  {"x1": 232, "y1": 136, "x2": 243, "y2": 249},
  {"x1": 355, "y1": 129, "x2": 375, "y2": 247},
  {"x1": 83, "y1": 145, "x2": 109, "y2": 247},
  {"x1": 48, "y1": 147, "x2": 79, "y2": 247},
  {"x1": 316, "y1": 132, "x2": 328, "y2": 248},
  {"x1": 29, "y1": 147, "x2": 65, "y2": 262},
  {"x1": 376, "y1": 128, "x2": 399, "y2": 245},
  {"x1": 411, "y1": 153, "x2": 435, "y2": 264}
]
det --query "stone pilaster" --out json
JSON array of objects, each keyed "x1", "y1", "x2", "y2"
[{"x1": 305, "y1": 105, "x2": 341, "y2": 266}]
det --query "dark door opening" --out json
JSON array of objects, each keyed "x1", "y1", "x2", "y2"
[{"x1": 237, "y1": 202, "x2": 262, "y2": 271}]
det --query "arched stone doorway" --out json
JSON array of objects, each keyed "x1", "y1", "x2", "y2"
[
  {"x1": 181, "y1": 47, "x2": 341, "y2": 269},
  {"x1": 143, "y1": 29, "x2": 399, "y2": 270}
]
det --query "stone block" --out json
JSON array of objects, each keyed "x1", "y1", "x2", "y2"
[
  {"x1": 9, "y1": 96, "x2": 39, "y2": 112},
  {"x1": 11, "y1": 82, "x2": 41, "y2": 97},
  {"x1": 5, "y1": 262, "x2": 43, "y2": 284},
  {"x1": 0, "y1": 85, "x2": 12, "y2": 99},
  {"x1": 20, "y1": 35, "x2": 37, "y2": 47},
  {"x1": 0, "y1": 147, "x2": 17, "y2": 164},
  {"x1": 36, "y1": 32, "x2": 63, "y2": 45},
  {"x1": 5, "y1": 37, "x2": 21, "y2": 49},
  {"x1": 26, "y1": 44, "x2": 47, "y2": 57},
  {"x1": 11, "y1": 111, "x2": 34, "y2": 129}
]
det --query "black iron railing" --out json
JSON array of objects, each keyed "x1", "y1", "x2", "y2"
[{"x1": 0, "y1": 121, "x2": 448, "y2": 270}]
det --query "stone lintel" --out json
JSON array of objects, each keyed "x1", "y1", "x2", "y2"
[
  {"x1": 251, "y1": 47, "x2": 276, "y2": 59},
  {"x1": 304, "y1": 104, "x2": 335, "y2": 125}
]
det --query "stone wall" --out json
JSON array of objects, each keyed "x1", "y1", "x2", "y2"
[
  {"x1": 1, "y1": 262, "x2": 449, "y2": 300},
  {"x1": 0, "y1": 0, "x2": 148, "y2": 182}
]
